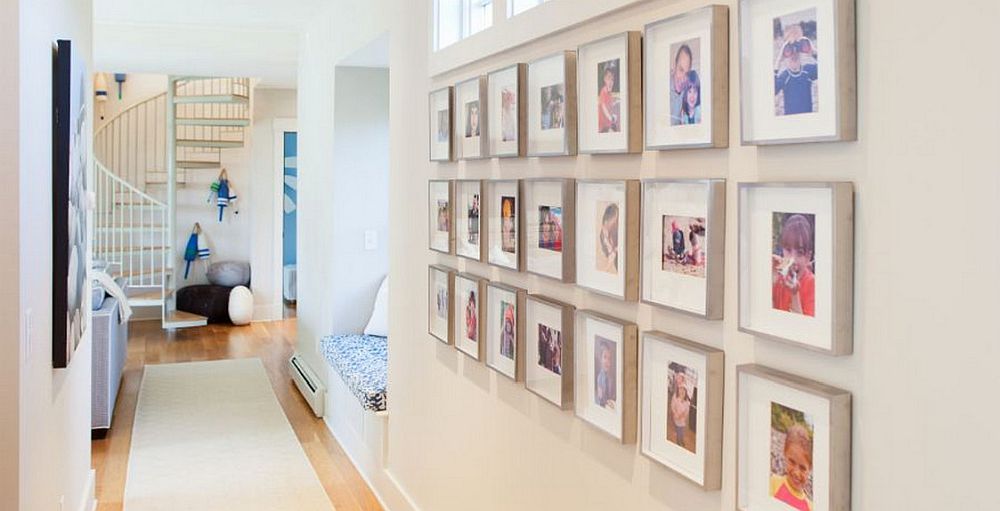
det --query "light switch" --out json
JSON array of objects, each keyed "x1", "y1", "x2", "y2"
[{"x1": 364, "y1": 230, "x2": 378, "y2": 250}]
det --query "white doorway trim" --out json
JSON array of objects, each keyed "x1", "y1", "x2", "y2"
[{"x1": 272, "y1": 118, "x2": 297, "y2": 319}]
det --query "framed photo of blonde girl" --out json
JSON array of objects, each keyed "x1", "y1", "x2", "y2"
[
  {"x1": 737, "y1": 182, "x2": 853, "y2": 355},
  {"x1": 574, "y1": 310, "x2": 638, "y2": 443}
]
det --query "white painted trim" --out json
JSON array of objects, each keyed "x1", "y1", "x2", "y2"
[
  {"x1": 77, "y1": 469, "x2": 97, "y2": 511},
  {"x1": 272, "y1": 118, "x2": 297, "y2": 319}
]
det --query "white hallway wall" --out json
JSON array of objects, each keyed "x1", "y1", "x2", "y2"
[{"x1": 385, "y1": 1, "x2": 1000, "y2": 511}]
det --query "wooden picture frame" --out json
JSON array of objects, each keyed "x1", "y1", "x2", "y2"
[
  {"x1": 428, "y1": 265, "x2": 456, "y2": 345},
  {"x1": 524, "y1": 178, "x2": 576, "y2": 283},
  {"x1": 455, "y1": 179, "x2": 486, "y2": 262},
  {"x1": 577, "y1": 31, "x2": 643, "y2": 154},
  {"x1": 455, "y1": 75, "x2": 489, "y2": 160},
  {"x1": 428, "y1": 86, "x2": 454, "y2": 161},
  {"x1": 454, "y1": 273, "x2": 488, "y2": 361},
  {"x1": 485, "y1": 282, "x2": 527, "y2": 381},
  {"x1": 574, "y1": 310, "x2": 638, "y2": 444},
  {"x1": 575, "y1": 179, "x2": 640, "y2": 301},
  {"x1": 527, "y1": 50, "x2": 578, "y2": 157},
  {"x1": 485, "y1": 179, "x2": 525, "y2": 271},
  {"x1": 487, "y1": 63, "x2": 527, "y2": 158},
  {"x1": 428, "y1": 179, "x2": 454, "y2": 254},
  {"x1": 524, "y1": 294, "x2": 575, "y2": 409}
]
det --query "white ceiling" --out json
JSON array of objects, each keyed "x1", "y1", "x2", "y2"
[{"x1": 337, "y1": 32, "x2": 389, "y2": 69}]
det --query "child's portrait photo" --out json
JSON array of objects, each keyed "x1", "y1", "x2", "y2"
[
  {"x1": 436, "y1": 109, "x2": 449, "y2": 142},
  {"x1": 501, "y1": 86, "x2": 517, "y2": 142},
  {"x1": 771, "y1": 212, "x2": 816, "y2": 317},
  {"x1": 666, "y1": 362, "x2": 698, "y2": 453},
  {"x1": 537, "y1": 205, "x2": 563, "y2": 252},
  {"x1": 661, "y1": 215, "x2": 707, "y2": 278},
  {"x1": 773, "y1": 8, "x2": 819, "y2": 116},
  {"x1": 593, "y1": 336, "x2": 617, "y2": 410},
  {"x1": 669, "y1": 38, "x2": 702, "y2": 126},
  {"x1": 537, "y1": 324, "x2": 562, "y2": 375},
  {"x1": 465, "y1": 289, "x2": 478, "y2": 342},
  {"x1": 597, "y1": 58, "x2": 621, "y2": 133},
  {"x1": 464, "y1": 100, "x2": 481, "y2": 138},
  {"x1": 770, "y1": 402, "x2": 814, "y2": 511},
  {"x1": 501, "y1": 196, "x2": 516, "y2": 254},
  {"x1": 467, "y1": 194, "x2": 480, "y2": 245},
  {"x1": 436, "y1": 199, "x2": 450, "y2": 232},
  {"x1": 499, "y1": 301, "x2": 516, "y2": 360},
  {"x1": 435, "y1": 285, "x2": 449, "y2": 319},
  {"x1": 595, "y1": 201, "x2": 620, "y2": 275},
  {"x1": 540, "y1": 83, "x2": 566, "y2": 130}
]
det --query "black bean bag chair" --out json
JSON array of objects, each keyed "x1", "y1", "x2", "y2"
[{"x1": 176, "y1": 284, "x2": 234, "y2": 323}]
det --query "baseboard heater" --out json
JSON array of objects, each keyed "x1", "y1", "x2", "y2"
[{"x1": 289, "y1": 354, "x2": 325, "y2": 417}]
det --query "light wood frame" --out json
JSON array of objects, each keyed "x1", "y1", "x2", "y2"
[
  {"x1": 485, "y1": 282, "x2": 527, "y2": 381},
  {"x1": 485, "y1": 179, "x2": 525, "y2": 271},
  {"x1": 428, "y1": 265, "x2": 456, "y2": 345},
  {"x1": 524, "y1": 178, "x2": 576, "y2": 283},
  {"x1": 574, "y1": 309, "x2": 638, "y2": 444},
  {"x1": 527, "y1": 50, "x2": 578, "y2": 157},
  {"x1": 575, "y1": 179, "x2": 641, "y2": 301},
  {"x1": 454, "y1": 272, "x2": 488, "y2": 361},
  {"x1": 428, "y1": 179, "x2": 455, "y2": 255},
  {"x1": 738, "y1": 0, "x2": 857, "y2": 145},
  {"x1": 639, "y1": 331, "x2": 724, "y2": 489},
  {"x1": 455, "y1": 75, "x2": 489, "y2": 160},
  {"x1": 455, "y1": 179, "x2": 487, "y2": 262},
  {"x1": 736, "y1": 364, "x2": 852, "y2": 511},
  {"x1": 577, "y1": 31, "x2": 644, "y2": 154},
  {"x1": 737, "y1": 181, "x2": 854, "y2": 355},
  {"x1": 428, "y1": 86, "x2": 454, "y2": 161},
  {"x1": 640, "y1": 178, "x2": 726, "y2": 319},
  {"x1": 486, "y1": 63, "x2": 527, "y2": 158},
  {"x1": 644, "y1": 5, "x2": 730, "y2": 150},
  {"x1": 524, "y1": 294, "x2": 575, "y2": 409}
]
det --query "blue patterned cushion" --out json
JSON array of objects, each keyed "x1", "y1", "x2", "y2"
[{"x1": 320, "y1": 334, "x2": 387, "y2": 412}]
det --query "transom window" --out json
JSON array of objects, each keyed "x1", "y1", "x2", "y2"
[
  {"x1": 434, "y1": 0, "x2": 494, "y2": 51},
  {"x1": 507, "y1": 0, "x2": 549, "y2": 17}
]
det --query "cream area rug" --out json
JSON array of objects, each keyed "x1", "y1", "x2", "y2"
[{"x1": 124, "y1": 358, "x2": 334, "y2": 511}]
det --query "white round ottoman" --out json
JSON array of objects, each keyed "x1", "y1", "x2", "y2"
[{"x1": 228, "y1": 286, "x2": 254, "y2": 326}]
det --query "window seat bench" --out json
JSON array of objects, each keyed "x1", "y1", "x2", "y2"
[{"x1": 320, "y1": 334, "x2": 387, "y2": 413}]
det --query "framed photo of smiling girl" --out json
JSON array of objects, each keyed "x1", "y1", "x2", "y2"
[
  {"x1": 737, "y1": 182, "x2": 854, "y2": 355},
  {"x1": 577, "y1": 31, "x2": 643, "y2": 154}
]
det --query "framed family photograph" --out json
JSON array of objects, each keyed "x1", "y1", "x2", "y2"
[
  {"x1": 455, "y1": 180, "x2": 486, "y2": 261},
  {"x1": 454, "y1": 273, "x2": 487, "y2": 361},
  {"x1": 428, "y1": 179, "x2": 454, "y2": 254},
  {"x1": 455, "y1": 76, "x2": 488, "y2": 159},
  {"x1": 737, "y1": 364, "x2": 852, "y2": 511},
  {"x1": 639, "y1": 331, "x2": 723, "y2": 489},
  {"x1": 428, "y1": 265, "x2": 455, "y2": 344},
  {"x1": 524, "y1": 179, "x2": 576, "y2": 283},
  {"x1": 525, "y1": 295, "x2": 575, "y2": 409},
  {"x1": 485, "y1": 282, "x2": 526, "y2": 381},
  {"x1": 428, "y1": 86, "x2": 453, "y2": 161},
  {"x1": 577, "y1": 31, "x2": 643, "y2": 154},
  {"x1": 576, "y1": 180, "x2": 640, "y2": 301},
  {"x1": 487, "y1": 64, "x2": 527, "y2": 158},
  {"x1": 574, "y1": 310, "x2": 638, "y2": 443},
  {"x1": 641, "y1": 179, "x2": 725, "y2": 318},
  {"x1": 485, "y1": 180, "x2": 523, "y2": 271},
  {"x1": 527, "y1": 51, "x2": 578, "y2": 157},
  {"x1": 738, "y1": 182, "x2": 853, "y2": 354},
  {"x1": 644, "y1": 5, "x2": 729, "y2": 150},
  {"x1": 739, "y1": 0, "x2": 856, "y2": 144}
]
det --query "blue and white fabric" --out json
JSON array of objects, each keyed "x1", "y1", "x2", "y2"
[{"x1": 320, "y1": 334, "x2": 387, "y2": 412}]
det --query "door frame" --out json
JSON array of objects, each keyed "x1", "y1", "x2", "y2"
[{"x1": 272, "y1": 118, "x2": 298, "y2": 319}]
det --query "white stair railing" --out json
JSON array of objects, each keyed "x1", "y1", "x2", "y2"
[{"x1": 94, "y1": 93, "x2": 168, "y2": 189}]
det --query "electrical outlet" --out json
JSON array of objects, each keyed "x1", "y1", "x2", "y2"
[
  {"x1": 22, "y1": 309, "x2": 32, "y2": 365},
  {"x1": 364, "y1": 230, "x2": 378, "y2": 250}
]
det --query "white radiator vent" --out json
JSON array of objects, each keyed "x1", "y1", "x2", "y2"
[{"x1": 289, "y1": 354, "x2": 325, "y2": 417}]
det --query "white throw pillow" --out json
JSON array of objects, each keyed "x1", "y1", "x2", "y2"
[{"x1": 363, "y1": 275, "x2": 389, "y2": 337}]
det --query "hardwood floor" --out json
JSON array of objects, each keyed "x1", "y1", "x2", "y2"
[{"x1": 92, "y1": 318, "x2": 384, "y2": 511}]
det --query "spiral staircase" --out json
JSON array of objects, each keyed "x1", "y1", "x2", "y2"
[{"x1": 94, "y1": 77, "x2": 251, "y2": 328}]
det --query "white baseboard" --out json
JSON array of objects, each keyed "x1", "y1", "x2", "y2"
[{"x1": 77, "y1": 469, "x2": 96, "y2": 511}]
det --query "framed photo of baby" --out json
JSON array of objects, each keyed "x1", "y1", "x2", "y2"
[
  {"x1": 640, "y1": 332, "x2": 723, "y2": 489},
  {"x1": 737, "y1": 364, "x2": 852, "y2": 511},
  {"x1": 527, "y1": 51, "x2": 578, "y2": 156},
  {"x1": 739, "y1": 0, "x2": 856, "y2": 144},
  {"x1": 454, "y1": 273, "x2": 487, "y2": 360},
  {"x1": 575, "y1": 310, "x2": 638, "y2": 444},
  {"x1": 738, "y1": 182, "x2": 853, "y2": 355},
  {"x1": 428, "y1": 87, "x2": 453, "y2": 161},
  {"x1": 455, "y1": 76, "x2": 488, "y2": 159},
  {"x1": 577, "y1": 32, "x2": 643, "y2": 154},
  {"x1": 428, "y1": 265, "x2": 455, "y2": 344},
  {"x1": 576, "y1": 180, "x2": 640, "y2": 301},
  {"x1": 485, "y1": 283, "x2": 526, "y2": 381},
  {"x1": 487, "y1": 64, "x2": 527, "y2": 157},
  {"x1": 524, "y1": 295, "x2": 575, "y2": 409}
]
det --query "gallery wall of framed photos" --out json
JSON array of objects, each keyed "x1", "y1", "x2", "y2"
[{"x1": 414, "y1": 0, "x2": 862, "y2": 509}]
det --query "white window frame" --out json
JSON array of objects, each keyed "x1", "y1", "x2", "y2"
[
  {"x1": 434, "y1": 0, "x2": 495, "y2": 51},
  {"x1": 507, "y1": 0, "x2": 548, "y2": 18}
]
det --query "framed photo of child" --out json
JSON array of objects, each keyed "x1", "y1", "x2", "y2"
[
  {"x1": 527, "y1": 51, "x2": 578, "y2": 157},
  {"x1": 428, "y1": 87, "x2": 453, "y2": 161},
  {"x1": 428, "y1": 265, "x2": 455, "y2": 345},
  {"x1": 485, "y1": 282, "x2": 526, "y2": 381},
  {"x1": 644, "y1": 5, "x2": 729, "y2": 150},
  {"x1": 485, "y1": 180, "x2": 523, "y2": 271},
  {"x1": 523, "y1": 179, "x2": 576, "y2": 283},
  {"x1": 454, "y1": 273, "x2": 487, "y2": 361},
  {"x1": 641, "y1": 179, "x2": 726, "y2": 318},
  {"x1": 737, "y1": 364, "x2": 852, "y2": 511},
  {"x1": 576, "y1": 180, "x2": 640, "y2": 301},
  {"x1": 428, "y1": 180, "x2": 454, "y2": 254},
  {"x1": 577, "y1": 32, "x2": 643, "y2": 154},
  {"x1": 524, "y1": 295, "x2": 575, "y2": 409},
  {"x1": 639, "y1": 331, "x2": 724, "y2": 489},
  {"x1": 739, "y1": 0, "x2": 857, "y2": 144},
  {"x1": 574, "y1": 310, "x2": 638, "y2": 444},
  {"x1": 487, "y1": 64, "x2": 526, "y2": 158},
  {"x1": 738, "y1": 182, "x2": 854, "y2": 355},
  {"x1": 455, "y1": 180, "x2": 486, "y2": 262},
  {"x1": 455, "y1": 76, "x2": 488, "y2": 159}
]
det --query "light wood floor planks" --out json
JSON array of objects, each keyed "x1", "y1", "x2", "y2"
[{"x1": 91, "y1": 319, "x2": 384, "y2": 511}]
